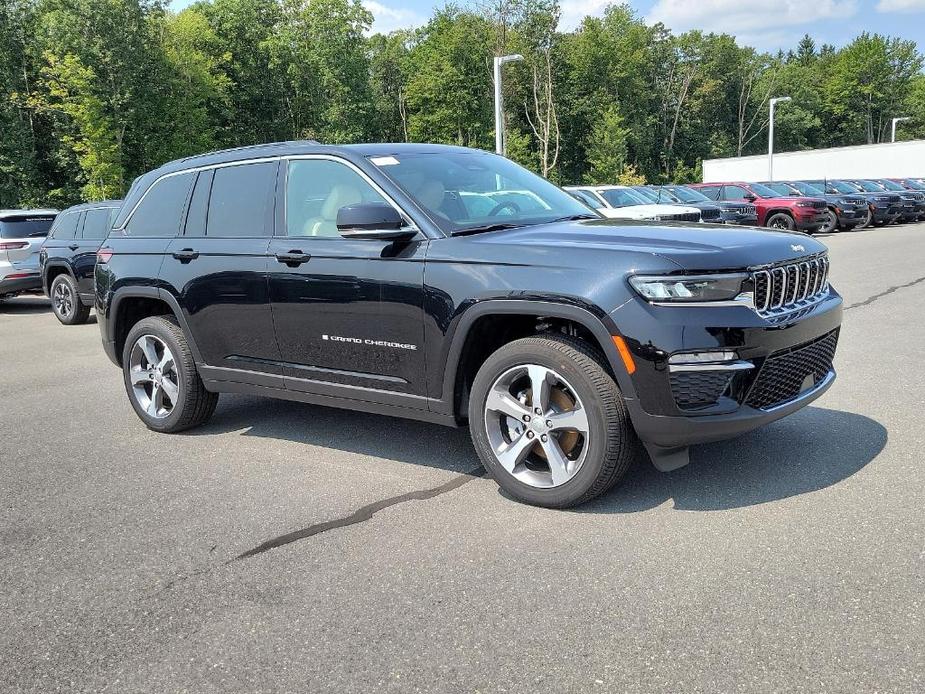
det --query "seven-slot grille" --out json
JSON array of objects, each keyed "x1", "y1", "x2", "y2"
[
  {"x1": 730, "y1": 204, "x2": 756, "y2": 215},
  {"x1": 810, "y1": 200, "x2": 826, "y2": 209},
  {"x1": 701, "y1": 207, "x2": 722, "y2": 221},
  {"x1": 745, "y1": 330, "x2": 839, "y2": 410},
  {"x1": 752, "y1": 255, "x2": 829, "y2": 316}
]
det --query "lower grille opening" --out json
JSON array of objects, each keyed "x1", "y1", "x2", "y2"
[
  {"x1": 671, "y1": 371, "x2": 733, "y2": 410},
  {"x1": 745, "y1": 329, "x2": 839, "y2": 410}
]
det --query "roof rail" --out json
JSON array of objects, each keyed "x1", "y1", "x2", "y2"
[{"x1": 175, "y1": 140, "x2": 322, "y2": 164}]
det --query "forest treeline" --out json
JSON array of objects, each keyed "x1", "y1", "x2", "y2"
[{"x1": 2, "y1": 0, "x2": 924, "y2": 207}]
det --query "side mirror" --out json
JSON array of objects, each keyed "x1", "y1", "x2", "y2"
[
  {"x1": 336, "y1": 202, "x2": 416, "y2": 241},
  {"x1": 744, "y1": 194, "x2": 757, "y2": 202}
]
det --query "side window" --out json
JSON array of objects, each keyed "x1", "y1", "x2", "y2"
[
  {"x1": 50, "y1": 212, "x2": 80, "y2": 240},
  {"x1": 184, "y1": 170, "x2": 213, "y2": 237},
  {"x1": 82, "y1": 208, "x2": 115, "y2": 239},
  {"x1": 125, "y1": 172, "x2": 194, "y2": 237},
  {"x1": 724, "y1": 185, "x2": 750, "y2": 201},
  {"x1": 206, "y1": 162, "x2": 277, "y2": 237},
  {"x1": 286, "y1": 159, "x2": 393, "y2": 237},
  {"x1": 697, "y1": 186, "x2": 721, "y2": 201}
]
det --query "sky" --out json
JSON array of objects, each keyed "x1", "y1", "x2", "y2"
[{"x1": 170, "y1": 0, "x2": 925, "y2": 52}]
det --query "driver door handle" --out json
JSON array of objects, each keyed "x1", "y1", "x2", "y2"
[
  {"x1": 275, "y1": 250, "x2": 311, "y2": 266},
  {"x1": 68, "y1": 243, "x2": 79, "y2": 251}
]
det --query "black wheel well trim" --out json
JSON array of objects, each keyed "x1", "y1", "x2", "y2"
[
  {"x1": 43, "y1": 261, "x2": 75, "y2": 288},
  {"x1": 765, "y1": 208, "x2": 794, "y2": 219},
  {"x1": 109, "y1": 286, "x2": 204, "y2": 364},
  {"x1": 439, "y1": 299, "x2": 640, "y2": 410}
]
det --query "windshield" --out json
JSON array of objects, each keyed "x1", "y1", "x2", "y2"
[
  {"x1": 368, "y1": 151, "x2": 595, "y2": 233},
  {"x1": 0, "y1": 215, "x2": 56, "y2": 239},
  {"x1": 790, "y1": 181, "x2": 824, "y2": 196},
  {"x1": 748, "y1": 182, "x2": 782, "y2": 198},
  {"x1": 638, "y1": 187, "x2": 681, "y2": 203},
  {"x1": 875, "y1": 179, "x2": 904, "y2": 191},
  {"x1": 665, "y1": 186, "x2": 710, "y2": 203},
  {"x1": 827, "y1": 180, "x2": 863, "y2": 194},
  {"x1": 598, "y1": 188, "x2": 648, "y2": 207},
  {"x1": 765, "y1": 182, "x2": 797, "y2": 196},
  {"x1": 853, "y1": 180, "x2": 886, "y2": 192}
]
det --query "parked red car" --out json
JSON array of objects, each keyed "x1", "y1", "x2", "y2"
[{"x1": 690, "y1": 182, "x2": 827, "y2": 232}]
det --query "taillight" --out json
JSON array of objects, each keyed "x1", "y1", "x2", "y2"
[
  {"x1": 0, "y1": 241, "x2": 28, "y2": 251},
  {"x1": 97, "y1": 248, "x2": 113, "y2": 263}
]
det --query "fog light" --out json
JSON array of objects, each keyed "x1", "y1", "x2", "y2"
[{"x1": 668, "y1": 350, "x2": 738, "y2": 365}]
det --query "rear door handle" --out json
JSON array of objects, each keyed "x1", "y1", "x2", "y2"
[
  {"x1": 275, "y1": 250, "x2": 311, "y2": 267},
  {"x1": 68, "y1": 243, "x2": 79, "y2": 251},
  {"x1": 172, "y1": 248, "x2": 199, "y2": 262}
]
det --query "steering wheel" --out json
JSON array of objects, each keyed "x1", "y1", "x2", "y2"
[{"x1": 487, "y1": 200, "x2": 521, "y2": 217}]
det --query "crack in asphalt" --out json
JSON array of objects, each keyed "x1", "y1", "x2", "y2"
[
  {"x1": 232, "y1": 467, "x2": 486, "y2": 561},
  {"x1": 844, "y1": 274, "x2": 925, "y2": 311}
]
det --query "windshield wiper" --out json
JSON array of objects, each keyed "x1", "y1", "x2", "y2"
[
  {"x1": 547, "y1": 213, "x2": 599, "y2": 222},
  {"x1": 451, "y1": 222, "x2": 525, "y2": 236}
]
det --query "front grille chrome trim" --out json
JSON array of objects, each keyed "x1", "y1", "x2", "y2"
[{"x1": 751, "y1": 253, "x2": 830, "y2": 319}]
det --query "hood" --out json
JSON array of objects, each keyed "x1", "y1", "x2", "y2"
[
  {"x1": 602, "y1": 203, "x2": 700, "y2": 219},
  {"x1": 475, "y1": 218, "x2": 828, "y2": 272}
]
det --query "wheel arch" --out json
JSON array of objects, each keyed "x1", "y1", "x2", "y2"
[
  {"x1": 440, "y1": 300, "x2": 638, "y2": 422},
  {"x1": 110, "y1": 287, "x2": 203, "y2": 366},
  {"x1": 43, "y1": 261, "x2": 75, "y2": 293}
]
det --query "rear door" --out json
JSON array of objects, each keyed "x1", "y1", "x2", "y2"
[{"x1": 160, "y1": 160, "x2": 281, "y2": 372}]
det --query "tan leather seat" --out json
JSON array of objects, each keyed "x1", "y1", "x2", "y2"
[{"x1": 302, "y1": 184, "x2": 363, "y2": 237}]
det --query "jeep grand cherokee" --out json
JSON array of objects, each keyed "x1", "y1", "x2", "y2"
[{"x1": 96, "y1": 142, "x2": 843, "y2": 508}]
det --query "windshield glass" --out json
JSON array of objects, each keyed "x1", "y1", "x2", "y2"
[
  {"x1": 665, "y1": 186, "x2": 710, "y2": 203},
  {"x1": 828, "y1": 180, "x2": 863, "y2": 194},
  {"x1": 854, "y1": 180, "x2": 885, "y2": 192},
  {"x1": 368, "y1": 151, "x2": 595, "y2": 233},
  {"x1": 748, "y1": 182, "x2": 782, "y2": 198},
  {"x1": 0, "y1": 215, "x2": 56, "y2": 239},
  {"x1": 640, "y1": 187, "x2": 681, "y2": 203},
  {"x1": 875, "y1": 179, "x2": 904, "y2": 191},
  {"x1": 791, "y1": 181, "x2": 824, "y2": 196},
  {"x1": 765, "y1": 182, "x2": 797, "y2": 196},
  {"x1": 598, "y1": 188, "x2": 648, "y2": 207}
]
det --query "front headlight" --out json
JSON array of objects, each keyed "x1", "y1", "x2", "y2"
[
  {"x1": 874, "y1": 195, "x2": 891, "y2": 202},
  {"x1": 795, "y1": 201, "x2": 816, "y2": 207},
  {"x1": 629, "y1": 274, "x2": 748, "y2": 303}
]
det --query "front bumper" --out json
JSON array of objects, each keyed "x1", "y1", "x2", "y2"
[
  {"x1": 720, "y1": 211, "x2": 759, "y2": 226},
  {"x1": 0, "y1": 272, "x2": 43, "y2": 295},
  {"x1": 793, "y1": 210, "x2": 826, "y2": 231},
  {"x1": 835, "y1": 206, "x2": 865, "y2": 227},
  {"x1": 611, "y1": 288, "x2": 843, "y2": 466}
]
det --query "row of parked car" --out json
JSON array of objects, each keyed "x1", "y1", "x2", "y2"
[{"x1": 566, "y1": 177, "x2": 925, "y2": 234}]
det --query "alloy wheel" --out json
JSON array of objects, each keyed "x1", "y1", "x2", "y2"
[
  {"x1": 52, "y1": 281, "x2": 73, "y2": 318},
  {"x1": 129, "y1": 334, "x2": 179, "y2": 419},
  {"x1": 820, "y1": 211, "x2": 837, "y2": 233},
  {"x1": 483, "y1": 364, "x2": 590, "y2": 488}
]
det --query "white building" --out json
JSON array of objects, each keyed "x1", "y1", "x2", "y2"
[{"x1": 702, "y1": 139, "x2": 925, "y2": 182}]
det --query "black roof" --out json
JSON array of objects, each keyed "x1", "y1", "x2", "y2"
[{"x1": 156, "y1": 141, "x2": 491, "y2": 176}]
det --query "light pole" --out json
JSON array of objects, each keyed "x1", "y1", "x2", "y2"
[
  {"x1": 768, "y1": 96, "x2": 791, "y2": 181},
  {"x1": 493, "y1": 54, "x2": 523, "y2": 155},
  {"x1": 891, "y1": 117, "x2": 911, "y2": 142}
]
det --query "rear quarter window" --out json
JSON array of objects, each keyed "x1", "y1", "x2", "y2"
[
  {"x1": 82, "y1": 208, "x2": 117, "y2": 239},
  {"x1": 123, "y1": 172, "x2": 195, "y2": 237}
]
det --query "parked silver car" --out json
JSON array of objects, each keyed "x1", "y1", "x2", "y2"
[{"x1": 0, "y1": 209, "x2": 58, "y2": 300}]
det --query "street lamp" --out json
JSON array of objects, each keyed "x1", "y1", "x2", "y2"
[
  {"x1": 768, "y1": 96, "x2": 791, "y2": 182},
  {"x1": 493, "y1": 54, "x2": 523, "y2": 155},
  {"x1": 891, "y1": 117, "x2": 911, "y2": 142}
]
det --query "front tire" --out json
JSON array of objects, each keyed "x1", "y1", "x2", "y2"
[
  {"x1": 468, "y1": 335, "x2": 636, "y2": 508},
  {"x1": 766, "y1": 212, "x2": 795, "y2": 231},
  {"x1": 855, "y1": 208, "x2": 873, "y2": 229},
  {"x1": 50, "y1": 274, "x2": 90, "y2": 325},
  {"x1": 819, "y1": 210, "x2": 837, "y2": 234},
  {"x1": 122, "y1": 315, "x2": 218, "y2": 433}
]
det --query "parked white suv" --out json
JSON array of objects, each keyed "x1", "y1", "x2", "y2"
[
  {"x1": 0, "y1": 209, "x2": 58, "y2": 300},
  {"x1": 566, "y1": 185, "x2": 702, "y2": 222}
]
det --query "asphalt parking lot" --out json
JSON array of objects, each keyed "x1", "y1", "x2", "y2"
[{"x1": 2, "y1": 223, "x2": 924, "y2": 693}]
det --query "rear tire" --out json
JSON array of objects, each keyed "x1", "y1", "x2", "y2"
[
  {"x1": 122, "y1": 315, "x2": 218, "y2": 433},
  {"x1": 766, "y1": 212, "x2": 795, "y2": 231},
  {"x1": 50, "y1": 274, "x2": 90, "y2": 325},
  {"x1": 468, "y1": 335, "x2": 637, "y2": 508}
]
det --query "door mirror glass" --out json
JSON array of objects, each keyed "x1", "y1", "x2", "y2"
[
  {"x1": 744, "y1": 194, "x2": 757, "y2": 202},
  {"x1": 337, "y1": 202, "x2": 414, "y2": 241}
]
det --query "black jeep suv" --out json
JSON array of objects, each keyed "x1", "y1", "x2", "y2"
[
  {"x1": 40, "y1": 200, "x2": 121, "y2": 324},
  {"x1": 96, "y1": 142, "x2": 843, "y2": 508}
]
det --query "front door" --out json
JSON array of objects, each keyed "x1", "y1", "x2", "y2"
[{"x1": 268, "y1": 157, "x2": 427, "y2": 396}]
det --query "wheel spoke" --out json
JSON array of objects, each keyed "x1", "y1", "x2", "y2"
[
  {"x1": 147, "y1": 384, "x2": 161, "y2": 415},
  {"x1": 495, "y1": 432, "x2": 535, "y2": 473},
  {"x1": 542, "y1": 437, "x2": 572, "y2": 486},
  {"x1": 140, "y1": 337, "x2": 159, "y2": 368},
  {"x1": 160, "y1": 376, "x2": 179, "y2": 404},
  {"x1": 547, "y1": 407, "x2": 589, "y2": 435},
  {"x1": 157, "y1": 352, "x2": 174, "y2": 374},
  {"x1": 527, "y1": 365, "x2": 551, "y2": 414},
  {"x1": 485, "y1": 386, "x2": 531, "y2": 421},
  {"x1": 130, "y1": 366, "x2": 151, "y2": 386}
]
